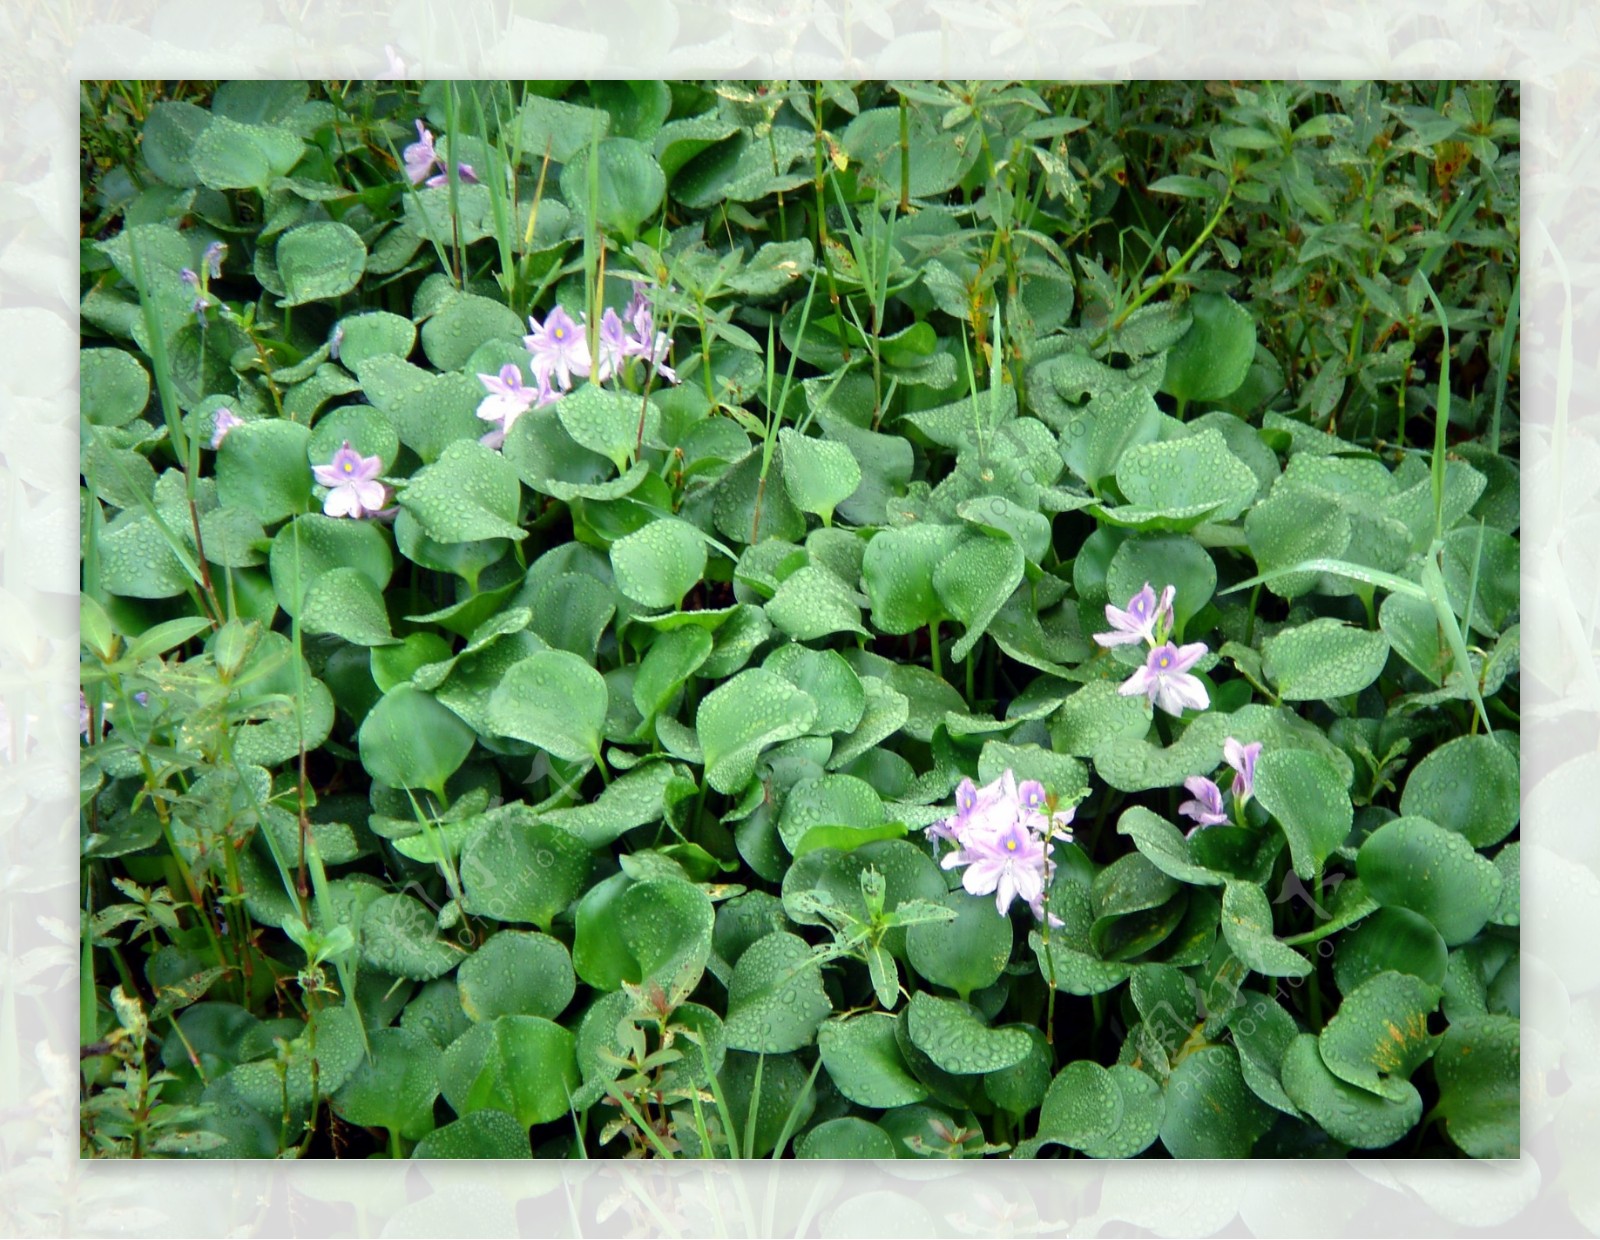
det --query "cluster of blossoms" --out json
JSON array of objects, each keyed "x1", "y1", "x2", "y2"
[
  {"x1": 925, "y1": 772, "x2": 1073, "y2": 923},
  {"x1": 1180, "y1": 737, "x2": 1261, "y2": 836},
  {"x1": 402, "y1": 121, "x2": 477, "y2": 188},
  {"x1": 474, "y1": 284, "x2": 680, "y2": 450},
  {"x1": 1096, "y1": 582, "x2": 1210, "y2": 717}
]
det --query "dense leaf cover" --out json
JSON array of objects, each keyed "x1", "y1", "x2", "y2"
[{"x1": 79, "y1": 79, "x2": 1518, "y2": 1160}]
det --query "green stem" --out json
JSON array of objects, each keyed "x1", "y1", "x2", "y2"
[{"x1": 1105, "y1": 177, "x2": 1236, "y2": 335}]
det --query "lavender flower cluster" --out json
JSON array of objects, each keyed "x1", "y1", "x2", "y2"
[
  {"x1": 474, "y1": 287, "x2": 680, "y2": 450},
  {"x1": 925, "y1": 772, "x2": 1074, "y2": 924}
]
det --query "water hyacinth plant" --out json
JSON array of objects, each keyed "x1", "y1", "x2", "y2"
[{"x1": 79, "y1": 78, "x2": 1520, "y2": 1163}]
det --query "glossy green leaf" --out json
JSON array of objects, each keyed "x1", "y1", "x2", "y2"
[
  {"x1": 438, "y1": 1015, "x2": 579, "y2": 1128},
  {"x1": 1356, "y1": 816, "x2": 1503, "y2": 946},
  {"x1": 696, "y1": 669, "x2": 819, "y2": 794},
  {"x1": 610, "y1": 518, "x2": 706, "y2": 609},
  {"x1": 487, "y1": 651, "x2": 608, "y2": 764},
  {"x1": 1263, "y1": 618, "x2": 1391, "y2": 701},
  {"x1": 1398, "y1": 735, "x2": 1520, "y2": 847},
  {"x1": 1253, "y1": 748, "x2": 1352, "y2": 880},
  {"x1": 457, "y1": 930, "x2": 576, "y2": 1022}
]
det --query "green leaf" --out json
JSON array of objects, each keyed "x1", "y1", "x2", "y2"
[
  {"x1": 778, "y1": 428, "x2": 862, "y2": 524},
  {"x1": 400, "y1": 439, "x2": 526, "y2": 543},
  {"x1": 1433, "y1": 1014, "x2": 1519, "y2": 1158},
  {"x1": 610, "y1": 518, "x2": 707, "y2": 609},
  {"x1": 1159, "y1": 1044, "x2": 1273, "y2": 1157},
  {"x1": 765, "y1": 565, "x2": 868, "y2": 641},
  {"x1": 555, "y1": 382, "x2": 658, "y2": 473},
  {"x1": 861, "y1": 523, "x2": 961, "y2": 634},
  {"x1": 817, "y1": 1012, "x2": 929, "y2": 1108},
  {"x1": 1245, "y1": 489, "x2": 1352, "y2": 599},
  {"x1": 420, "y1": 293, "x2": 524, "y2": 371},
  {"x1": 413, "y1": 1108, "x2": 531, "y2": 1158},
  {"x1": 275, "y1": 222, "x2": 366, "y2": 307},
  {"x1": 776, "y1": 774, "x2": 884, "y2": 854},
  {"x1": 934, "y1": 534, "x2": 1024, "y2": 662},
  {"x1": 559, "y1": 137, "x2": 665, "y2": 241},
  {"x1": 81, "y1": 348, "x2": 150, "y2": 427},
  {"x1": 331, "y1": 1026, "x2": 441, "y2": 1141},
  {"x1": 536, "y1": 761, "x2": 683, "y2": 849},
  {"x1": 457, "y1": 930, "x2": 575, "y2": 1022},
  {"x1": 796, "y1": 1117, "x2": 897, "y2": 1159},
  {"x1": 982, "y1": 1024, "x2": 1053, "y2": 1118},
  {"x1": 1036, "y1": 1059, "x2": 1165, "y2": 1159},
  {"x1": 487, "y1": 651, "x2": 608, "y2": 764},
  {"x1": 1356, "y1": 816, "x2": 1503, "y2": 946},
  {"x1": 1050, "y1": 681, "x2": 1153, "y2": 757},
  {"x1": 333, "y1": 311, "x2": 416, "y2": 368},
  {"x1": 618, "y1": 877, "x2": 715, "y2": 998},
  {"x1": 356, "y1": 356, "x2": 485, "y2": 464},
  {"x1": 438, "y1": 1015, "x2": 579, "y2": 1128},
  {"x1": 905, "y1": 992, "x2": 1031, "y2": 1075},
  {"x1": 1221, "y1": 881, "x2": 1311, "y2": 978},
  {"x1": 301, "y1": 566, "x2": 396, "y2": 647},
  {"x1": 269, "y1": 512, "x2": 393, "y2": 615},
  {"x1": 1159, "y1": 292, "x2": 1257, "y2": 404},
  {"x1": 1263, "y1": 618, "x2": 1391, "y2": 701},
  {"x1": 191, "y1": 115, "x2": 305, "y2": 191},
  {"x1": 696, "y1": 669, "x2": 819, "y2": 794},
  {"x1": 358, "y1": 685, "x2": 475, "y2": 797},
  {"x1": 1398, "y1": 735, "x2": 1520, "y2": 848},
  {"x1": 1116, "y1": 807, "x2": 1224, "y2": 887},
  {"x1": 841, "y1": 104, "x2": 981, "y2": 198},
  {"x1": 1318, "y1": 970, "x2": 1440, "y2": 1098},
  {"x1": 1056, "y1": 386, "x2": 1163, "y2": 489},
  {"x1": 1253, "y1": 748, "x2": 1352, "y2": 880},
  {"x1": 216, "y1": 418, "x2": 313, "y2": 525},
  {"x1": 96, "y1": 511, "x2": 192, "y2": 599},
  {"x1": 1333, "y1": 907, "x2": 1449, "y2": 992},
  {"x1": 723, "y1": 930, "x2": 832, "y2": 1054},
  {"x1": 360, "y1": 893, "x2": 463, "y2": 980},
  {"x1": 633, "y1": 627, "x2": 713, "y2": 722},
  {"x1": 906, "y1": 889, "x2": 1012, "y2": 1000},
  {"x1": 1280, "y1": 1033, "x2": 1422, "y2": 1149},
  {"x1": 765, "y1": 644, "x2": 865, "y2": 737},
  {"x1": 1114, "y1": 429, "x2": 1257, "y2": 523},
  {"x1": 458, "y1": 809, "x2": 592, "y2": 930}
]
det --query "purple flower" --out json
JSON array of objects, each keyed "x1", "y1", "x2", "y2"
[
  {"x1": 1094, "y1": 581, "x2": 1174, "y2": 648},
  {"x1": 1120, "y1": 641, "x2": 1210, "y2": 717},
  {"x1": 424, "y1": 162, "x2": 478, "y2": 189},
  {"x1": 621, "y1": 284, "x2": 680, "y2": 385},
  {"x1": 1178, "y1": 776, "x2": 1229, "y2": 832},
  {"x1": 403, "y1": 120, "x2": 440, "y2": 185},
  {"x1": 943, "y1": 817, "x2": 1049, "y2": 919},
  {"x1": 312, "y1": 441, "x2": 387, "y2": 518},
  {"x1": 1224, "y1": 737, "x2": 1261, "y2": 803},
  {"x1": 475, "y1": 363, "x2": 550, "y2": 450},
  {"x1": 210, "y1": 407, "x2": 243, "y2": 449},
  {"x1": 203, "y1": 241, "x2": 227, "y2": 279},
  {"x1": 925, "y1": 769, "x2": 1069, "y2": 924},
  {"x1": 524, "y1": 306, "x2": 589, "y2": 389},
  {"x1": 596, "y1": 307, "x2": 630, "y2": 383},
  {"x1": 179, "y1": 267, "x2": 199, "y2": 289},
  {"x1": 1017, "y1": 779, "x2": 1048, "y2": 814},
  {"x1": 927, "y1": 774, "x2": 1009, "y2": 845}
]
